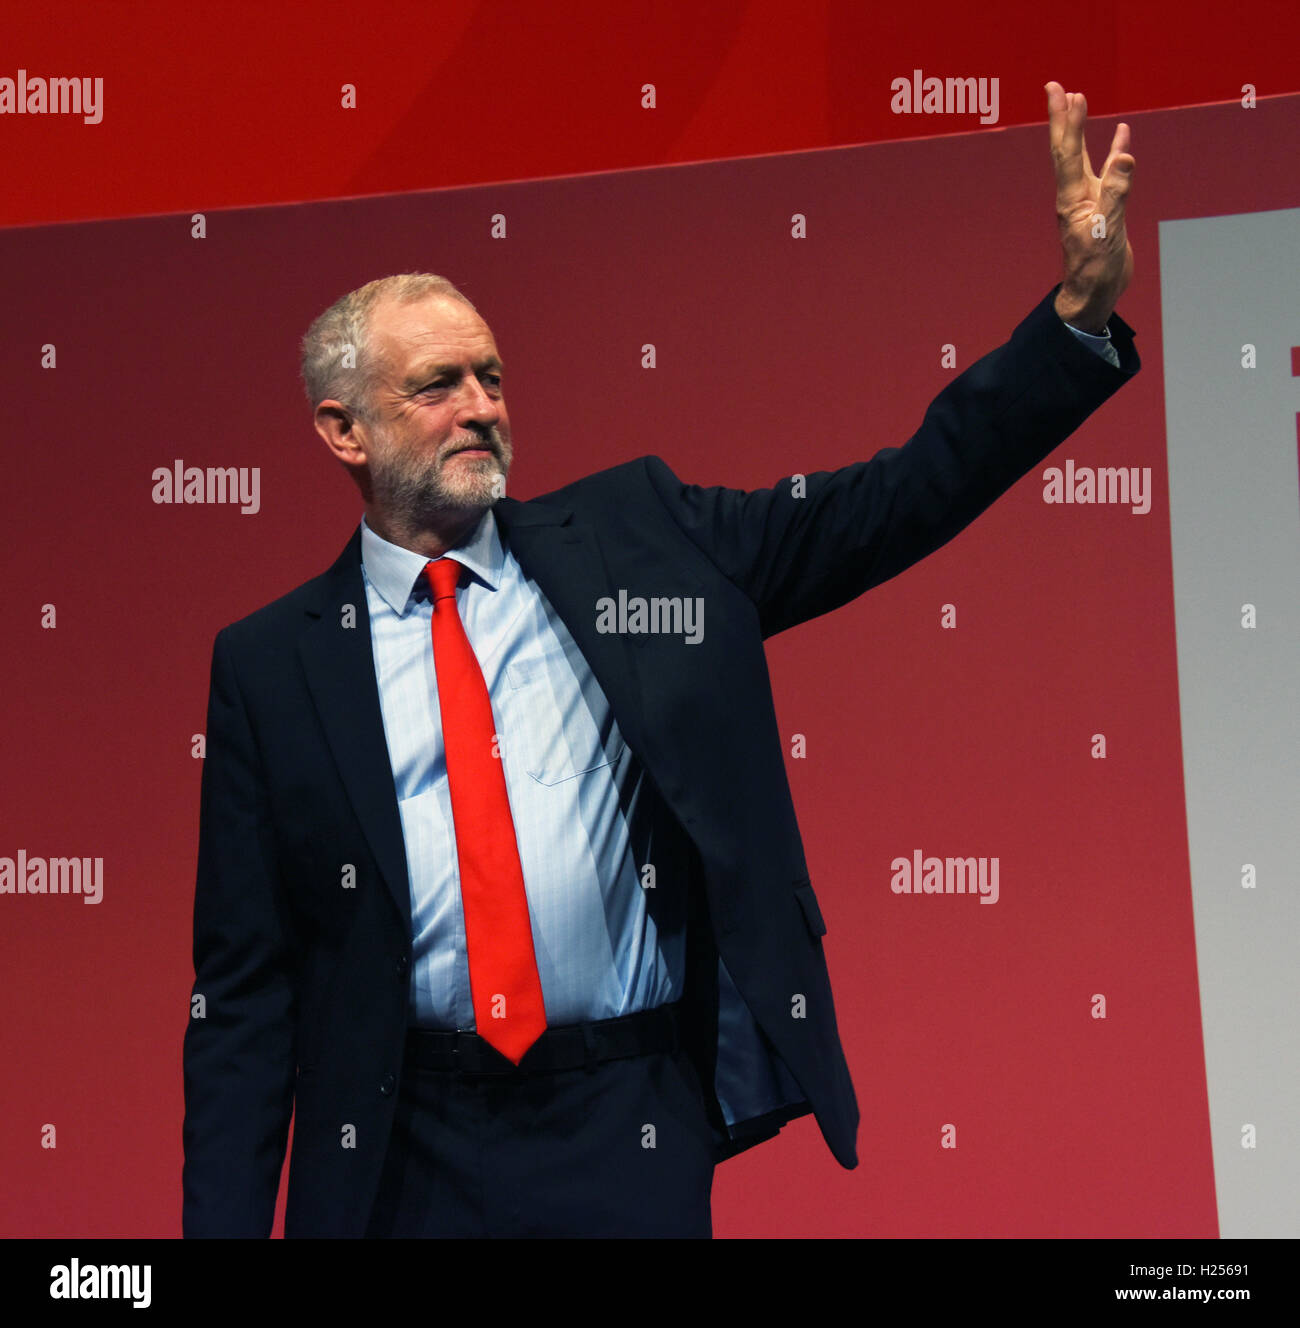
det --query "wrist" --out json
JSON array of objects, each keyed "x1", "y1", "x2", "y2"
[{"x1": 1054, "y1": 287, "x2": 1113, "y2": 335}]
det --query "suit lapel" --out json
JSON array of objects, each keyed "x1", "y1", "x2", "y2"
[
  {"x1": 492, "y1": 494, "x2": 650, "y2": 761},
  {"x1": 298, "y1": 529, "x2": 412, "y2": 926},
  {"x1": 296, "y1": 498, "x2": 649, "y2": 930}
]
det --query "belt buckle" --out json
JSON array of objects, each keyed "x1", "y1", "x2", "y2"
[
  {"x1": 450, "y1": 1030, "x2": 478, "y2": 1074},
  {"x1": 456, "y1": 1030, "x2": 518, "y2": 1076}
]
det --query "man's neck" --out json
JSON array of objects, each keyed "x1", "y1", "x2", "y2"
[{"x1": 363, "y1": 505, "x2": 486, "y2": 560}]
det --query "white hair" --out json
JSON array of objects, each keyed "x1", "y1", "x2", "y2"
[{"x1": 299, "y1": 273, "x2": 477, "y2": 420}]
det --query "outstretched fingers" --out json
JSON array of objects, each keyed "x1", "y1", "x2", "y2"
[{"x1": 1046, "y1": 82, "x2": 1087, "y2": 193}]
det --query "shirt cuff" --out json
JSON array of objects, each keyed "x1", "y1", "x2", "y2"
[{"x1": 1066, "y1": 321, "x2": 1121, "y2": 370}]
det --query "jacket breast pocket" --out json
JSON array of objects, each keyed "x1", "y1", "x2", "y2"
[
  {"x1": 793, "y1": 878, "x2": 827, "y2": 939},
  {"x1": 505, "y1": 649, "x2": 626, "y2": 786}
]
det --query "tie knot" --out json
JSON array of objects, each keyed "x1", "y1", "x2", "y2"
[{"x1": 425, "y1": 558, "x2": 462, "y2": 603}]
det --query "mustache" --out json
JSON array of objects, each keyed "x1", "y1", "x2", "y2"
[{"x1": 442, "y1": 431, "x2": 503, "y2": 460}]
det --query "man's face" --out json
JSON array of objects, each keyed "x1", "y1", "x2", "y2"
[{"x1": 359, "y1": 293, "x2": 513, "y2": 529}]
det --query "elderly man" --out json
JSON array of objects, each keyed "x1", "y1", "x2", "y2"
[{"x1": 182, "y1": 84, "x2": 1137, "y2": 1237}]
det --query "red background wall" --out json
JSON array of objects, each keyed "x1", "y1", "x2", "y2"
[
  {"x1": 3, "y1": 0, "x2": 1298, "y2": 228},
  {"x1": 3, "y1": 1, "x2": 1298, "y2": 1239}
]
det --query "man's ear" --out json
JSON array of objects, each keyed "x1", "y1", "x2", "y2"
[{"x1": 314, "y1": 400, "x2": 370, "y2": 474}]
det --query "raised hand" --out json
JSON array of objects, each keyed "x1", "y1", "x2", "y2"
[{"x1": 1045, "y1": 81, "x2": 1134, "y2": 333}]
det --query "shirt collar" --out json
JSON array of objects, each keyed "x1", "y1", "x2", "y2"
[{"x1": 360, "y1": 507, "x2": 504, "y2": 615}]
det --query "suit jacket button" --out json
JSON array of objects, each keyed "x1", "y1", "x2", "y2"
[
  {"x1": 396, "y1": 956, "x2": 409, "y2": 978},
  {"x1": 379, "y1": 1073, "x2": 395, "y2": 1096}
]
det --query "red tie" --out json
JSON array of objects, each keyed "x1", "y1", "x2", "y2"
[{"x1": 425, "y1": 557, "x2": 547, "y2": 1065}]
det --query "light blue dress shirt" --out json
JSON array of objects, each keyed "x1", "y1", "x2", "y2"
[
  {"x1": 361, "y1": 510, "x2": 693, "y2": 1035},
  {"x1": 1066, "y1": 319, "x2": 1120, "y2": 368}
]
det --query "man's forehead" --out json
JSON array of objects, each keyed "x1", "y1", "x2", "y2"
[{"x1": 371, "y1": 294, "x2": 497, "y2": 365}]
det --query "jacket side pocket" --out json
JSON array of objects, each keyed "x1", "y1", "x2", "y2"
[{"x1": 793, "y1": 878, "x2": 827, "y2": 938}]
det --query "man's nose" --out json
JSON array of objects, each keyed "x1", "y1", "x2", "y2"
[{"x1": 455, "y1": 376, "x2": 500, "y2": 426}]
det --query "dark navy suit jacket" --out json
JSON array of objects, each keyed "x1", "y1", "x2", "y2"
[{"x1": 182, "y1": 287, "x2": 1139, "y2": 1236}]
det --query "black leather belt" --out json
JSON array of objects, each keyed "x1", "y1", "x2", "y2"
[{"x1": 405, "y1": 1001, "x2": 683, "y2": 1076}]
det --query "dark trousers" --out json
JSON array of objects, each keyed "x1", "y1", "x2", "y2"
[{"x1": 364, "y1": 1010, "x2": 716, "y2": 1238}]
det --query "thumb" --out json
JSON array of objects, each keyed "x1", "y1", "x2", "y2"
[{"x1": 1100, "y1": 151, "x2": 1135, "y2": 211}]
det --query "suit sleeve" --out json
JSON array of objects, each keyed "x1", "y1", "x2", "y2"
[
  {"x1": 182, "y1": 627, "x2": 297, "y2": 1237},
  {"x1": 642, "y1": 285, "x2": 1139, "y2": 638}
]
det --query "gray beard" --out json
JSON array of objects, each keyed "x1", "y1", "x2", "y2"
[{"x1": 368, "y1": 427, "x2": 511, "y2": 533}]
